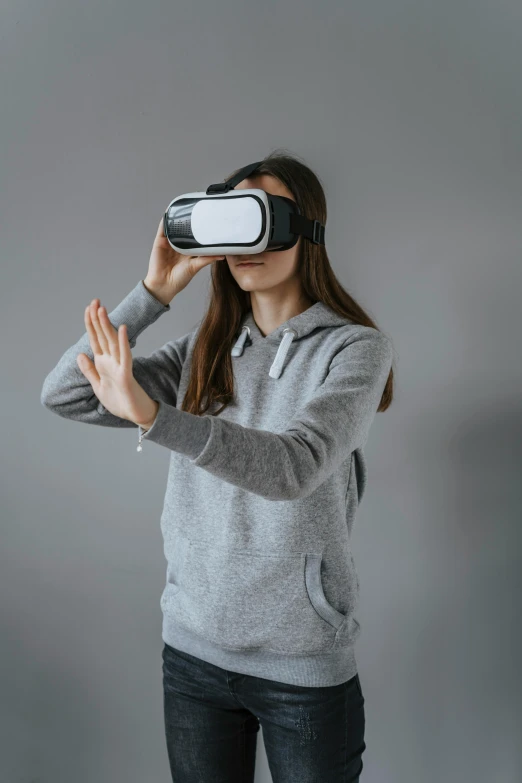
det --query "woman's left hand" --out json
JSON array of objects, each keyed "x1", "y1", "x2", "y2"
[{"x1": 76, "y1": 300, "x2": 159, "y2": 428}]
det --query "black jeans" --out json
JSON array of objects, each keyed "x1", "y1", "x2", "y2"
[{"x1": 162, "y1": 641, "x2": 366, "y2": 782}]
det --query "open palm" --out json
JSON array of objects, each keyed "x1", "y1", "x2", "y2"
[{"x1": 76, "y1": 300, "x2": 154, "y2": 424}]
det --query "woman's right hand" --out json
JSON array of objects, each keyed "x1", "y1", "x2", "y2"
[{"x1": 144, "y1": 216, "x2": 226, "y2": 305}]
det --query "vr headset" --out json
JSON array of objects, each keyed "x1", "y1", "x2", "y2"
[{"x1": 162, "y1": 160, "x2": 326, "y2": 256}]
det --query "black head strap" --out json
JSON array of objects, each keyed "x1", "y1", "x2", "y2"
[
  {"x1": 206, "y1": 161, "x2": 263, "y2": 194},
  {"x1": 289, "y1": 214, "x2": 325, "y2": 245}
]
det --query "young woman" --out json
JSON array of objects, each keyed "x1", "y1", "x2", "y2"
[{"x1": 41, "y1": 151, "x2": 395, "y2": 782}]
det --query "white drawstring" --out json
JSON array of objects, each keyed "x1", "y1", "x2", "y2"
[
  {"x1": 232, "y1": 324, "x2": 297, "y2": 378},
  {"x1": 231, "y1": 326, "x2": 250, "y2": 356},
  {"x1": 231, "y1": 326, "x2": 298, "y2": 378},
  {"x1": 269, "y1": 328, "x2": 297, "y2": 378}
]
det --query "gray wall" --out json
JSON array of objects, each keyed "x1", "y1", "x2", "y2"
[{"x1": 2, "y1": 1, "x2": 521, "y2": 781}]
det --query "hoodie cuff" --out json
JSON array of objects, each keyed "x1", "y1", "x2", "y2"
[
  {"x1": 138, "y1": 398, "x2": 212, "y2": 459},
  {"x1": 112, "y1": 280, "x2": 170, "y2": 345}
]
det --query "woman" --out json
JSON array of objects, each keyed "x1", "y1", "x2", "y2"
[{"x1": 41, "y1": 151, "x2": 395, "y2": 782}]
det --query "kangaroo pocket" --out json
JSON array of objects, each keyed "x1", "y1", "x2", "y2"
[{"x1": 160, "y1": 534, "x2": 349, "y2": 654}]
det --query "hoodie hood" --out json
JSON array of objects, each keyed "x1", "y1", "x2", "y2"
[{"x1": 231, "y1": 301, "x2": 353, "y2": 379}]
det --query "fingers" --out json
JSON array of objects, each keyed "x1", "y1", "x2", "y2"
[
  {"x1": 85, "y1": 300, "x2": 121, "y2": 360},
  {"x1": 85, "y1": 300, "x2": 102, "y2": 356},
  {"x1": 97, "y1": 306, "x2": 120, "y2": 358},
  {"x1": 118, "y1": 324, "x2": 131, "y2": 372},
  {"x1": 190, "y1": 255, "x2": 225, "y2": 273},
  {"x1": 158, "y1": 215, "x2": 166, "y2": 238},
  {"x1": 90, "y1": 303, "x2": 111, "y2": 354},
  {"x1": 76, "y1": 352, "x2": 100, "y2": 388}
]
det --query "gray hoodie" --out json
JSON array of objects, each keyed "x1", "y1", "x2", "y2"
[{"x1": 41, "y1": 279, "x2": 393, "y2": 687}]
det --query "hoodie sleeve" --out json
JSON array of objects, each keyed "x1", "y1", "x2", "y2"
[
  {"x1": 40, "y1": 279, "x2": 187, "y2": 428},
  {"x1": 139, "y1": 328, "x2": 394, "y2": 500}
]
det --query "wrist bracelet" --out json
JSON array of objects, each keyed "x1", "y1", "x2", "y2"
[{"x1": 137, "y1": 426, "x2": 145, "y2": 452}]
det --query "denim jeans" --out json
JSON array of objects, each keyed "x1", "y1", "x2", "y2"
[{"x1": 162, "y1": 641, "x2": 366, "y2": 782}]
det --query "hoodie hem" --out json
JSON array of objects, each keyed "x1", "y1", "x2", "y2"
[{"x1": 162, "y1": 618, "x2": 358, "y2": 688}]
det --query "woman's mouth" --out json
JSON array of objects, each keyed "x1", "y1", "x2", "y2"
[{"x1": 237, "y1": 262, "x2": 263, "y2": 268}]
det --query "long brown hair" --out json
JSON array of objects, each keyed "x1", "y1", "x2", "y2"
[{"x1": 182, "y1": 148, "x2": 394, "y2": 416}]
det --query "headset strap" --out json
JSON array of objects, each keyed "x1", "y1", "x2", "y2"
[
  {"x1": 206, "y1": 160, "x2": 326, "y2": 245},
  {"x1": 206, "y1": 161, "x2": 264, "y2": 194},
  {"x1": 289, "y1": 214, "x2": 325, "y2": 245}
]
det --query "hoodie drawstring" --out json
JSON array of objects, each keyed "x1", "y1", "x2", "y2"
[
  {"x1": 269, "y1": 329, "x2": 297, "y2": 378},
  {"x1": 231, "y1": 326, "x2": 250, "y2": 357},
  {"x1": 231, "y1": 326, "x2": 297, "y2": 379}
]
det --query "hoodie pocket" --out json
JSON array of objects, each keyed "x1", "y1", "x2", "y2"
[{"x1": 160, "y1": 536, "x2": 348, "y2": 655}]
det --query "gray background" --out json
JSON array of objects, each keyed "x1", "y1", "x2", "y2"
[{"x1": 2, "y1": 1, "x2": 521, "y2": 781}]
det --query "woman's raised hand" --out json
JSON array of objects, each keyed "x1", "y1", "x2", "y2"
[
  {"x1": 76, "y1": 301, "x2": 158, "y2": 427},
  {"x1": 144, "y1": 216, "x2": 226, "y2": 305}
]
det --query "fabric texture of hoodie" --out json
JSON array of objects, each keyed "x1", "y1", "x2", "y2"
[{"x1": 41, "y1": 278, "x2": 393, "y2": 687}]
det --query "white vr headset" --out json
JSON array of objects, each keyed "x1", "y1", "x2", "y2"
[{"x1": 163, "y1": 160, "x2": 326, "y2": 256}]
